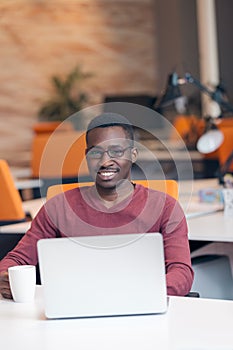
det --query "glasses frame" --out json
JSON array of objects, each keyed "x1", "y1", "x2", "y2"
[{"x1": 86, "y1": 146, "x2": 133, "y2": 159}]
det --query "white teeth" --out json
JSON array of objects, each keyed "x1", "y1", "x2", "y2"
[{"x1": 100, "y1": 172, "x2": 115, "y2": 177}]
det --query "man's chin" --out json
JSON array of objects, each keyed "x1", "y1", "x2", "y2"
[
  {"x1": 96, "y1": 179, "x2": 117, "y2": 188},
  {"x1": 96, "y1": 177, "x2": 132, "y2": 190}
]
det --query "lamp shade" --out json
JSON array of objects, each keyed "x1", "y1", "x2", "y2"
[
  {"x1": 197, "y1": 129, "x2": 224, "y2": 154},
  {"x1": 155, "y1": 73, "x2": 182, "y2": 109}
]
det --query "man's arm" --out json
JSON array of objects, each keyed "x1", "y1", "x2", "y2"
[
  {"x1": 160, "y1": 198, "x2": 194, "y2": 296},
  {"x1": 0, "y1": 204, "x2": 59, "y2": 298}
]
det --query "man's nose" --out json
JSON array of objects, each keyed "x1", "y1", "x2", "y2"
[{"x1": 99, "y1": 151, "x2": 113, "y2": 164}]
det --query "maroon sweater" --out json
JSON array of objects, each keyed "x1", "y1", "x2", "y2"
[{"x1": 0, "y1": 184, "x2": 193, "y2": 295}]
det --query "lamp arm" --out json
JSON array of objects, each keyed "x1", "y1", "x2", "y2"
[
  {"x1": 184, "y1": 73, "x2": 212, "y2": 95},
  {"x1": 184, "y1": 73, "x2": 233, "y2": 114}
]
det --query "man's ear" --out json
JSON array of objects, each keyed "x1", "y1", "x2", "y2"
[{"x1": 131, "y1": 147, "x2": 138, "y2": 163}]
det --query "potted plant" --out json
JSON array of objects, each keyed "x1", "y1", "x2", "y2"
[{"x1": 35, "y1": 65, "x2": 92, "y2": 133}]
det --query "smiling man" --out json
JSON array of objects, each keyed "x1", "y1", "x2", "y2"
[
  {"x1": 85, "y1": 114, "x2": 138, "y2": 205},
  {"x1": 0, "y1": 113, "x2": 193, "y2": 299}
]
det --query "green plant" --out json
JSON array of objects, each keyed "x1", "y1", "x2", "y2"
[{"x1": 38, "y1": 65, "x2": 92, "y2": 121}]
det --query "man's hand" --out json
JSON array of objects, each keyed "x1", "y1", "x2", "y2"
[{"x1": 0, "y1": 271, "x2": 12, "y2": 299}]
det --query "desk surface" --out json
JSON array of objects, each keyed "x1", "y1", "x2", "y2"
[
  {"x1": 15, "y1": 178, "x2": 41, "y2": 190},
  {"x1": 1, "y1": 286, "x2": 233, "y2": 350},
  {"x1": 22, "y1": 197, "x2": 45, "y2": 218},
  {"x1": 0, "y1": 198, "x2": 45, "y2": 234},
  {"x1": 139, "y1": 139, "x2": 203, "y2": 161},
  {"x1": 178, "y1": 178, "x2": 233, "y2": 242},
  {"x1": 187, "y1": 211, "x2": 233, "y2": 242}
]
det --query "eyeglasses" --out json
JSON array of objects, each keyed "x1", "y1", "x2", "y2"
[{"x1": 86, "y1": 146, "x2": 133, "y2": 159}]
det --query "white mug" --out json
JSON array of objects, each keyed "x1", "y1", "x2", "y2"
[{"x1": 8, "y1": 265, "x2": 36, "y2": 303}]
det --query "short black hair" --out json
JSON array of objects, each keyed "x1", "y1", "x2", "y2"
[{"x1": 86, "y1": 113, "x2": 134, "y2": 144}]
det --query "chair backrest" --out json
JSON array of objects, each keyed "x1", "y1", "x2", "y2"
[
  {"x1": 32, "y1": 121, "x2": 74, "y2": 135},
  {"x1": 31, "y1": 131, "x2": 89, "y2": 178},
  {"x1": 170, "y1": 115, "x2": 205, "y2": 142},
  {"x1": 47, "y1": 179, "x2": 178, "y2": 201},
  {"x1": 0, "y1": 159, "x2": 25, "y2": 222}
]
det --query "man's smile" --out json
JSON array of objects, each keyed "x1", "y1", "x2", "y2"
[{"x1": 97, "y1": 167, "x2": 119, "y2": 180}]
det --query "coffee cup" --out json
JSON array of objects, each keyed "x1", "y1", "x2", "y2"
[{"x1": 8, "y1": 265, "x2": 36, "y2": 303}]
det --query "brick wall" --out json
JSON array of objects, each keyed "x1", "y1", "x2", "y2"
[{"x1": 0, "y1": 0, "x2": 158, "y2": 167}]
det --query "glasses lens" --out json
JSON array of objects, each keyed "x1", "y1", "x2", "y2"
[
  {"x1": 87, "y1": 149, "x2": 103, "y2": 159},
  {"x1": 87, "y1": 147, "x2": 131, "y2": 159},
  {"x1": 108, "y1": 149, "x2": 124, "y2": 158}
]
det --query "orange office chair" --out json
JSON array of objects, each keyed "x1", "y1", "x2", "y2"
[
  {"x1": 31, "y1": 130, "x2": 91, "y2": 198},
  {"x1": 46, "y1": 179, "x2": 178, "y2": 201},
  {"x1": 32, "y1": 121, "x2": 74, "y2": 135},
  {"x1": 0, "y1": 159, "x2": 26, "y2": 225},
  {"x1": 31, "y1": 130, "x2": 89, "y2": 178},
  {"x1": 217, "y1": 126, "x2": 233, "y2": 173},
  {"x1": 170, "y1": 115, "x2": 205, "y2": 147}
]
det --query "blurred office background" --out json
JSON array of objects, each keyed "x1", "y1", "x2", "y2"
[{"x1": 0, "y1": 0, "x2": 232, "y2": 174}]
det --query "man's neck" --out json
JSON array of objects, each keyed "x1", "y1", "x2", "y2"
[{"x1": 93, "y1": 180, "x2": 135, "y2": 208}]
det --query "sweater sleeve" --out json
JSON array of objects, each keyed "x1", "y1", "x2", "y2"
[
  {"x1": 0, "y1": 203, "x2": 59, "y2": 273},
  {"x1": 159, "y1": 197, "x2": 194, "y2": 296}
]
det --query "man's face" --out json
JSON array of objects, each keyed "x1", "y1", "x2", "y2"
[{"x1": 86, "y1": 126, "x2": 138, "y2": 189}]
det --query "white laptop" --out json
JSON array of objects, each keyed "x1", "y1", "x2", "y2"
[{"x1": 37, "y1": 233, "x2": 167, "y2": 319}]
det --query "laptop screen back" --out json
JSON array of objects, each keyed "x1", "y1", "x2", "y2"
[{"x1": 37, "y1": 232, "x2": 167, "y2": 319}]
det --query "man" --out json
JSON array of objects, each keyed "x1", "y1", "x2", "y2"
[{"x1": 0, "y1": 113, "x2": 193, "y2": 298}]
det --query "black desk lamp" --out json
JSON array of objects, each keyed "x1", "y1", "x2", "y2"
[
  {"x1": 155, "y1": 72, "x2": 233, "y2": 115},
  {"x1": 184, "y1": 73, "x2": 233, "y2": 115},
  {"x1": 154, "y1": 73, "x2": 183, "y2": 110},
  {"x1": 155, "y1": 72, "x2": 233, "y2": 180},
  {"x1": 182, "y1": 73, "x2": 233, "y2": 181}
]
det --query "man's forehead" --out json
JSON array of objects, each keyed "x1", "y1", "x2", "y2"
[
  {"x1": 92, "y1": 139, "x2": 129, "y2": 148},
  {"x1": 87, "y1": 126, "x2": 129, "y2": 143}
]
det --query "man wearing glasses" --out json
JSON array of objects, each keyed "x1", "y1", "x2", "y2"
[{"x1": 0, "y1": 113, "x2": 193, "y2": 298}]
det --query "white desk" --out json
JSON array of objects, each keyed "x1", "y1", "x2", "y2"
[
  {"x1": 10, "y1": 167, "x2": 42, "y2": 200},
  {"x1": 0, "y1": 221, "x2": 31, "y2": 234},
  {"x1": 0, "y1": 198, "x2": 44, "y2": 234},
  {"x1": 10, "y1": 167, "x2": 32, "y2": 178},
  {"x1": 22, "y1": 197, "x2": 45, "y2": 218},
  {"x1": 187, "y1": 211, "x2": 233, "y2": 242},
  {"x1": 0, "y1": 286, "x2": 233, "y2": 350},
  {"x1": 15, "y1": 178, "x2": 42, "y2": 190},
  {"x1": 139, "y1": 139, "x2": 203, "y2": 161},
  {"x1": 177, "y1": 178, "x2": 233, "y2": 242}
]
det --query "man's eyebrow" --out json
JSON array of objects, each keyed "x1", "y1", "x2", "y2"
[
  {"x1": 87, "y1": 146, "x2": 103, "y2": 150},
  {"x1": 88, "y1": 144, "x2": 125, "y2": 149}
]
